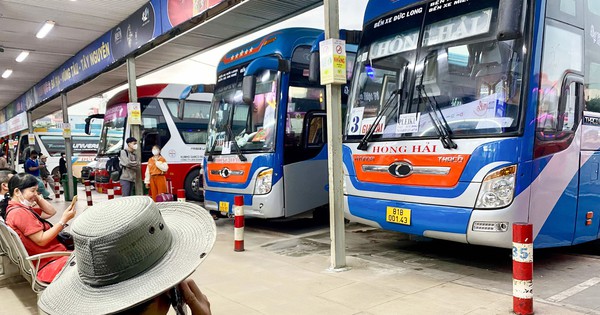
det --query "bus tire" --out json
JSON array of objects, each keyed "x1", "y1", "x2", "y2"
[{"x1": 184, "y1": 170, "x2": 204, "y2": 202}]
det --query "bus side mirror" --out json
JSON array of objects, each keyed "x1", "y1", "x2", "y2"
[
  {"x1": 177, "y1": 99, "x2": 186, "y2": 120},
  {"x1": 242, "y1": 76, "x2": 256, "y2": 105},
  {"x1": 496, "y1": 0, "x2": 524, "y2": 41},
  {"x1": 308, "y1": 51, "x2": 320, "y2": 83},
  {"x1": 85, "y1": 114, "x2": 104, "y2": 135}
]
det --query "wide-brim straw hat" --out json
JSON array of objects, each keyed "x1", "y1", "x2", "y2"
[{"x1": 39, "y1": 196, "x2": 216, "y2": 315}]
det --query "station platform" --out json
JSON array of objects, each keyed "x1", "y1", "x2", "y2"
[{"x1": 0, "y1": 186, "x2": 587, "y2": 314}]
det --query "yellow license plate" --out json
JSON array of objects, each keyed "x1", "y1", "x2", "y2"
[
  {"x1": 219, "y1": 201, "x2": 230, "y2": 213},
  {"x1": 386, "y1": 207, "x2": 411, "y2": 225}
]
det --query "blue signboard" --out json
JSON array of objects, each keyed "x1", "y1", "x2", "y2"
[{"x1": 1, "y1": 0, "x2": 228, "y2": 123}]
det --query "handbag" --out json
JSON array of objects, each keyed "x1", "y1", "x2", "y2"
[
  {"x1": 56, "y1": 231, "x2": 75, "y2": 250},
  {"x1": 155, "y1": 193, "x2": 174, "y2": 202}
]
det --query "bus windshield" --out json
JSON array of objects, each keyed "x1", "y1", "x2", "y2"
[
  {"x1": 208, "y1": 66, "x2": 279, "y2": 154},
  {"x1": 98, "y1": 103, "x2": 126, "y2": 155},
  {"x1": 39, "y1": 135, "x2": 99, "y2": 156},
  {"x1": 347, "y1": 0, "x2": 524, "y2": 141}
]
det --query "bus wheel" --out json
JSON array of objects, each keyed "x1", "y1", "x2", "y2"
[{"x1": 184, "y1": 171, "x2": 204, "y2": 202}]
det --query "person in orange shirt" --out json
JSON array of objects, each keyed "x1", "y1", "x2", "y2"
[{"x1": 144, "y1": 145, "x2": 169, "y2": 201}]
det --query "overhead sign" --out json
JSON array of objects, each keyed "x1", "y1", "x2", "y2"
[{"x1": 319, "y1": 38, "x2": 347, "y2": 85}]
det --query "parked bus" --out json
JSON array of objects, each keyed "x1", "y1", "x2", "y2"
[
  {"x1": 342, "y1": 0, "x2": 600, "y2": 248},
  {"x1": 204, "y1": 28, "x2": 328, "y2": 218},
  {"x1": 88, "y1": 84, "x2": 212, "y2": 201},
  {"x1": 203, "y1": 28, "x2": 356, "y2": 219},
  {"x1": 15, "y1": 129, "x2": 99, "y2": 178}
]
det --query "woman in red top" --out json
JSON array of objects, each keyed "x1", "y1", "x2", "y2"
[{"x1": 0, "y1": 173, "x2": 76, "y2": 283}]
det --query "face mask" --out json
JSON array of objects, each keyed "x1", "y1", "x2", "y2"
[
  {"x1": 17, "y1": 193, "x2": 33, "y2": 207},
  {"x1": 152, "y1": 149, "x2": 160, "y2": 156}
]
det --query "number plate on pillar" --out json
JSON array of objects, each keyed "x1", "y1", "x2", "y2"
[{"x1": 386, "y1": 207, "x2": 411, "y2": 225}]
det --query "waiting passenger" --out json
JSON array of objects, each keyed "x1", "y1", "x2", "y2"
[
  {"x1": 120, "y1": 137, "x2": 140, "y2": 196},
  {"x1": 38, "y1": 196, "x2": 214, "y2": 315},
  {"x1": 145, "y1": 145, "x2": 169, "y2": 201},
  {"x1": 0, "y1": 173, "x2": 76, "y2": 283}
]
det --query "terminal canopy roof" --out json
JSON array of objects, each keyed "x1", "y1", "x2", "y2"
[{"x1": 0, "y1": 0, "x2": 322, "y2": 122}]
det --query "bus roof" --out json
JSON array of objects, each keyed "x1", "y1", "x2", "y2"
[
  {"x1": 217, "y1": 27, "x2": 323, "y2": 72},
  {"x1": 106, "y1": 83, "x2": 213, "y2": 107},
  {"x1": 364, "y1": 0, "x2": 416, "y2": 26}
]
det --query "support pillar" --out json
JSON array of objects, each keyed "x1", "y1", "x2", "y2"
[
  {"x1": 61, "y1": 93, "x2": 75, "y2": 200},
  {"x1": 324, "y1": 0, "x2": 346, "y2": 270},
  {"x1": 126, "y1": 57, "x2": 144, "y2": 196}
]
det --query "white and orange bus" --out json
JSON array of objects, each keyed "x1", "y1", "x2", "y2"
[{"x1": 88, "y1": 83, "x2": 212, "y2": 200}]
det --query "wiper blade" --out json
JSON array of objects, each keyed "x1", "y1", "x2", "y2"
[
  {"x1": 416, "y1": 84, "x2": 457, "y2": 150},
  {"x1": 357, "y1": 88, "x2": 402, "y2": 151},
  {"x1": 226, "y1": 124, "x2": 248, "y2": 162}
]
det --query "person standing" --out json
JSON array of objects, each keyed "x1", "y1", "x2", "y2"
[
  {"x1": 58, "y1": 152, "x2": 67, "y2": 179},
  {"x1": 25, "y1": 150, "x2": 41, "y2": 177},
  {"x1": 144, "y1": 145, "x2": 169, "y2": 201},
  {"x1": 26, "y1": 151, "x2": 52, "y2": 200},
  {"x1": 0, "y1": 150, "x2": 8, "y2": 169},
  {"x1": 119, "y1": 137, "x2": 140, "y2": 196},
  {"x1": 39, "y1": 155, "x2": 57, "y2": 196}
]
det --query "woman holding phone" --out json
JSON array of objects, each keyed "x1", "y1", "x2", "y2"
[{"x1": 0, "y1": 173, "x2": 77, "y2": 283}]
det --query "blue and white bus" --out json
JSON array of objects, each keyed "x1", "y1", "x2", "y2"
[
  {"x1": 343, "y1": 0, "x2": 600, "y2": 248},
  {"x1": 203, "y1": 28, "x2": 355, "y2": 219}
]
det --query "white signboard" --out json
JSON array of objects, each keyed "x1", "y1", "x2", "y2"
[
  {"x1": 347, "y1": 107, "x2": 365, "y2": 136},
  {"x1": 319, "y1": 38, "x2": 347, "y2": 85},
  {"x1": 422, "y1": 8, "x2": 493, "y2": 47},
  {"x1": 127, "y1": 102, "x2": 142, "y2": 125},
  {"x1": 396, "y1": 113, "x2": 421, "y2": 134}
]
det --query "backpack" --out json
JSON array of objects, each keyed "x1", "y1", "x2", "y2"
[{"x1": 106, "y1": 150, "x2": 127, "y2": 181}]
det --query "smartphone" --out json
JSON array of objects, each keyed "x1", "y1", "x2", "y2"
[
  {"x1": 70, "y1": 195, "x2": 78, "y2": 209},
  {"x1": 170, "y1": 287, "x2": 186, "y2": 315}
]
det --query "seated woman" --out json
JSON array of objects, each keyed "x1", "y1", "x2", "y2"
[{"x1": 0, "y1": 173, "x2": 76, "y2": 283}]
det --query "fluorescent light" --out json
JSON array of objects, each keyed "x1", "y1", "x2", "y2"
[
  {"x1": 36, "y1": 21, "x2": 55, "y2": 39},
  {"x1": 2, "y1": 69, "x2": 13, "y2": 79},
  {"x1": 16, "y1": 51, "x2": 29, "y2": 62}
]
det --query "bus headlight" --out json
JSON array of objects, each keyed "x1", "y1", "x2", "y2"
[
  {"x1": 254, "y1": 169, "x2": 273, "y2": 195},
  {"x1": 476, "y1": 165, "x2": 517, "y2": 209}
]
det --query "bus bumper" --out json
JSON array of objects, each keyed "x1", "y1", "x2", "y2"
[
  {"x1": 204, "y1": 182, "x2": 284, "y2": 219},
  {"x1": 344, "y1": 194, "x2": 472, "y2": 244}
]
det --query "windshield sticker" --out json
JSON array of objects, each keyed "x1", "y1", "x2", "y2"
[
  {"x1": 423, "y1": 8, "x2": 493, "y2": 47},
  {"x1": 221, "y1": 141, "x2": 231, "y2": 155},
  {"x1": 418, "y1": 93, "x2": 506, "y2": 132},
  {"x1": 348, "y1": 107, "x2": 365, "y2": 136},
  {"x1": 395, "y1": 113, "x2": 421, "y2": 134},
  {"x1": 373, "y1": 6, "x2": 424, "y2": 29},
  {"x1": 360, "y1": 116, "x2": 386, "y2": 135}
]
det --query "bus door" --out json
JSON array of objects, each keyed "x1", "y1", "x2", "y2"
[
  {"x1": 282, "y1": 87, "x2": 328, "y2": 217},
  {"x1": 577, "y1": 75, "x2": 600, "y2": 244}
]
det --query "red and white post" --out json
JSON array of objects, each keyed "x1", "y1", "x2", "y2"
[
  {"x1": 84, "y1": 180, "x2": 93, "y2": 206},
  {"x1": 513, "y1": 223, "x2": 534, "y2": 315},
  {"x1": 234, "y1": 195, "x2": 244, "y2": 252},
  {"x1": 167, "y1": 178, "x2": 173, "y2": 195},
  {"x1": 53, "y1": 176, "x2": 60, "y2": 199},
  {"x1": 177, "y1": 189, "x2": 186, "y2": 202},
  {"x1": 107, "y1": 182, "x2": 115, "y2": 200}
]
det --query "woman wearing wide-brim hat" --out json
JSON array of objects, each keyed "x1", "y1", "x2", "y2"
[{"x1": 38, "y1": 196, "x2": 216, "y2": 315}]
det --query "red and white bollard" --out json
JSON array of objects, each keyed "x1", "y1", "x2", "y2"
[
  {"x1": 84, "y1": 180, "x2": 93, "y2": 206},
  {"x1": 53, "y1": 177, "x2": 60, "y2": 199},
  {"x1": 107, "y1": 182, "x2": 115, "y2": 200},
  {"x1": 177, "y1": 189, "x2": 186, "y2": 202},
  {"x1": 234, "y1": 195, "x2": 244, "y2": 252},
  {"x1": 167, "y1": 178, "x2": 173, "y2": 195},
  {"x1": 513, "y1": 223, "x2": 534, "y2": 315}
]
